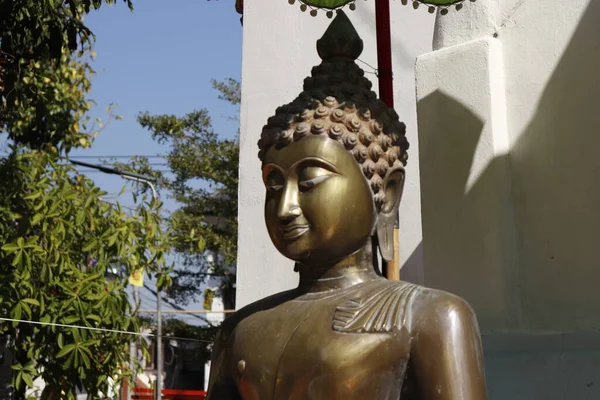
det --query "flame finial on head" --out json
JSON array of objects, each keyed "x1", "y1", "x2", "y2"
[{"x1": 316, "y1": 11, "x2": 363, "y2": 61}]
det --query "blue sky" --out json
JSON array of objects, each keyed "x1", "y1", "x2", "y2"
[
  {"x1": 71, "y1": 0, "x2": 242, "y2": 206},
  {"x1": 67, "y1": 0, "x2": 243, "y2": 324}
]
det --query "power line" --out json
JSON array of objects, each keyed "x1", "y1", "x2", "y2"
[
  {"x1": 75, "y1": 169, "x2": 172, "y2": 174},
  {"x1": 84, "y1": 163, "x2": 169, "y2": 166},
  {"x1": 68, "y1": 155, "x2": 168, "y2": 159},
  {"x1": 137, "y1": 309, "x2": 234, "y2": 314},
  {"x1": 72, "y1": 163, "x2": 169, "y2": 167},
  {"x1": 1, "y1": 154, "x2": 168, "y2": 160},
  {"x1": 0, "y1": 316, "x2": 214, "y2": 344}
]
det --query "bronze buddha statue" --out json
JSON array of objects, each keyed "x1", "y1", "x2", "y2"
[{"x1": 207, "y1": 11, "x2": 487, "y2": 400}]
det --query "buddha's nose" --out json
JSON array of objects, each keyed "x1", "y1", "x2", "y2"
[{"x1": 277, "y1": 183, "x2": 302, "y2": 221}]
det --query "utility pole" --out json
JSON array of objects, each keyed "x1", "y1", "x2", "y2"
[
  {"x1": 129, "y1": 287, "x2": 139, "y2": 400},
  {"x1": 69, "y1": 159, "x2": 163, "y2": 400}
]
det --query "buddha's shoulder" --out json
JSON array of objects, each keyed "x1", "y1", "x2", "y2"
[
  {"x1": 406, "y1": 285, "x2": 478, "y2": 333},
  {"x1": 332, "y1": 279, "x2": 474, "y2": 334}
]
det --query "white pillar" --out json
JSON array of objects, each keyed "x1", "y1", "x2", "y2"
[
  {"x1": 416, "y1": 1, "x2": 600, "y2": 398},
  {"x1": 416, "y1": 34, "x2": 518, "y2": 332}
]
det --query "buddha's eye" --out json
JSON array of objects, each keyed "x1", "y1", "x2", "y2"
[
  {"x1": 265, "y1": 170, "x2": 284, "y2": 192},
  {"x1": 298, "y1": 166, "x2": 334, "y2": 191}
]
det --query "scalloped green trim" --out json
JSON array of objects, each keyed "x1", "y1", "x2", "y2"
[
  {"x1": 416, "y1": 0, "x2": 464, "y2": 5},
  {"x1": 288, "y1": 0, "x2": 472, "y2": 16},
  {"x1": 300, "y1": 0, "x2": 353, "y2": 9}
]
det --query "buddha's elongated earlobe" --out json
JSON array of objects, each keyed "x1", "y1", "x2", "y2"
[{"x1": 377, "y1": 167, "x2": 405, "y2": 262}]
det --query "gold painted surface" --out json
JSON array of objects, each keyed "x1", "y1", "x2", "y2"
[{"x1": 207, "y1": 11, "x2": 487, "y2": 400}]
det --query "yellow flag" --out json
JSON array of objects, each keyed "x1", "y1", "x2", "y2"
[{"x1": 129, "y1": 269, "x2": 144, "y2": 287}]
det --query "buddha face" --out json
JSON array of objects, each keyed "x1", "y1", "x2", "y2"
[{"x1": 262, "y1": 135, "x2": 376, "y2": 264}]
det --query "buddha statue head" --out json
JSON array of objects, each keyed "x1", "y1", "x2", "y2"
[{"x1": 258, "y1": 11, "x2": 409, "y2": 267}]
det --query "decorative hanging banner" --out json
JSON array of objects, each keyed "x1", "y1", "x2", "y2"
[
  {"x1": 129, "y1": 268, "x2": 144, "y2": 287},
  {"x1": 288, "y1": 0, "x2": 472, "y2": 17},
  {"x1": 203, "y1": 288, "x2": 215, "y2": 311}
]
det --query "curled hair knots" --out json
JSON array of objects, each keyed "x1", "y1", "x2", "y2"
[
  {"x1": 298, "y1": 91, "x2": 312, "y2": 101},
  {"x1": 359, "y1": 130, "x2": 373, "y2": 146},
  {"x1": 343, "y1": 132, "x2": 359, "y2": 150},
  {"x1": 323, "y1": 96, "x2": 338, "y2": 108},
  {"x1": 368, "y1": 143, "x2": 383, "y2": 161},
  {"x1": 300, "y1": 109, "x2": 313, "y2": 122},
  {"x1": 371, "y1": 174, "x2": 384, "y2": 192},
  {"x1": 387, "y1": 108, "x2": 400, "y2": 120},
  {"x1": 345, "y1": 115, "x2": 361, "y2": 133},
  {"x1": 281, "y1": 129, "x2": 294, "y2": 143},
  {"x1": 344, "y1": 85, "x2": 357, "y2": 96},
  {"x1": 369, "y1": 120, "x2": 383, "y2": 135},
  {"x1": 315, "y1": 106, "x2": 330, "y2": 119},
  {"x1": 386, "y1": 149, "x2": 399, "y2": 165},
  {"x1": 329, "y1": 124, "x2": 344, "y2": 139},
  {"x1": 267, "y1": 115, "x2": 287, "y2": 128},
  {"x1": 375, "y1": 158, "x2": 389, "y2": 177},
  {"x1": 378, "y1": 137, "x2": 388, "y2": 152},
  {"x1": 353, "y1": 145, "x2": 369, "y2": 163},
  {"x1": 362, "y1": 159, "x2": 376, "y2": 179},
  {"x1": 331, "y1": 108, "x2": 346, "y2": 123},
  {"x1": 343, "y1": 101, "x2": 357, "y2": 112},
  {"x1": 359, "y1": 107, "x2": 371, "y2": 121},
  {"x1": 312, "y1": 119, "x2": 327, "y2": 135},
  {"x1": 294, "y1": 122, "x2": 310, "y2": 140}
]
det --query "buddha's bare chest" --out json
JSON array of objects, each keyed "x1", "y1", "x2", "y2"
[{"x1": 226, "y1": 296, "x2": 411, "y2": 399}]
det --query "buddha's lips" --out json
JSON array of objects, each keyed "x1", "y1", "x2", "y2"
[{"x1": 279, "y1": 224, "x2": 310, "y2": 240}]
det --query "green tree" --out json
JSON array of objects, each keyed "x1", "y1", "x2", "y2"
[
  {"x1": 125, "y1": 79, "x2": 240, "y2": 310},
  {"x1": 0, "y1": 151, "x2": 170, "y2": 399},
  {"x1": 0, "y1": 0, "x2": 173, "y2": 398},
  {"x1": 0, "y1": 0, "x2": 133, "y2": 150}
]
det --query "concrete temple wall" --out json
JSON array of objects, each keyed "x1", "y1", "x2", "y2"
[
  {"x1": 236, "y1": 0, "x2": 434, "y2": 308},
  {"x1": 416, "y1": 1, "x2": 600, "y2": 398}
]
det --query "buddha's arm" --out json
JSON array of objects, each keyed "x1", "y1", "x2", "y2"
[
  {"x1": 409, "y1": 292, "x2": 487, "y2": 400},
  {"x1": 206, "y1": 329, "x2": 242, "y2": 400}
]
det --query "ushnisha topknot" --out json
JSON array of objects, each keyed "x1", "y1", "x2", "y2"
[{"x1": 257, "y1": 11, "x2": 409, "y2": 209}]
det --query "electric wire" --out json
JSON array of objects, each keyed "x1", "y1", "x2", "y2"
[
  {"x1": 67, "y1": 155, "x2": 168, "y2": 159},
  {"x1": 356, "y1": 58, "x2": 379, "y2": 76},
  {"x1": 0, "y1": 316, "x2": 215, "y2": 344}
]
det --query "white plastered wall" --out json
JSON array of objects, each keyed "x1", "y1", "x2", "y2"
[
  {"x1": 416, "y1": 1, "x2": 600, "y2": 397},
  {"x1": 417, "y1": 0, "x2": 600, "y2": 335},
  {"x1": 236, "y1": 0, "x2": 434, "y2": 308}
]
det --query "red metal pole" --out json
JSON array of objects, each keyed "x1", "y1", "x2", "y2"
[
  {"x1": 375, "y1": 0, "x2": 394, "y2": 109},
  {"x1": 375, "y1": 0, "x2": 400, "y2": 281}
]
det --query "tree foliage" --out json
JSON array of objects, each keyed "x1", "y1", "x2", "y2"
[
  {"x1": 0, "y1": 0, "x2": 173, "y2": 398},
  {"x1": 124, "y1": 79, "x2": 240, "y2": 309},
  {"x1": 0, "y1": 150, "x2": 170, "y2": 398},
  {"x1": 1, "y1": 0, "x2": 132, "y2": 150}
]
